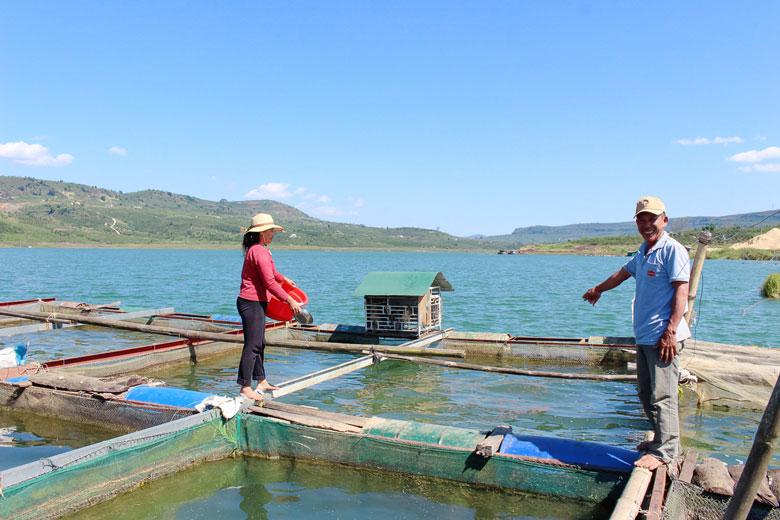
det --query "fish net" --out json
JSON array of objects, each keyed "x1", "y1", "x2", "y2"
[
  {"x1": 663, "y1": 479, "x2": 780, "y2": 520},
  {"x1": 0, "y1": 411, "x2": 236, "y2": 519},
  {"x1": 680, "y1": 340, "x2": 780, "y2": 410}
]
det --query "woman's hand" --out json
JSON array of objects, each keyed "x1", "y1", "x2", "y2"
[{"x1": 287, "y1": 297, "x2": 302, "y2": 315}]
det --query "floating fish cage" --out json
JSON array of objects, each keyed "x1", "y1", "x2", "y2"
[{"x1": 353, "y1": 272, "x2": 453, "y2": 338}]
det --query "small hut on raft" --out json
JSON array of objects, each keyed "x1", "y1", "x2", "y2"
[{"x1": 354, "y1": 272, "x2": 453, "y2": 338}]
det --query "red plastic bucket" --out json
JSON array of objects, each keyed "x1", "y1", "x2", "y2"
[{"x1": 266, "y1": 281, "x2": 308, "y2": 322}]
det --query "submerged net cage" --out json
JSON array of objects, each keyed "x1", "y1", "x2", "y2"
[
  {"x1": 1, "y1": 409, "x2": 630, "y2": 519},
  {"x1": 663, "y1": 479, "x2": 780, "y2": 520},
  {"x1": 0, "y1": 410, "x2": 235, "y2": 519}
]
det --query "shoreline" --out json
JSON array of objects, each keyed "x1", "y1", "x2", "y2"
[
  {"x1": 2, "y1": 242, "x2": 778, "y2": 260},
  {"x1": 0, "y1": 242, "x2": 496, "y2": 253}
]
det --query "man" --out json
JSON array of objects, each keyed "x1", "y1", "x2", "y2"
[{"x1": 582, "y1": 196, "x2": 690, "y2": 470}]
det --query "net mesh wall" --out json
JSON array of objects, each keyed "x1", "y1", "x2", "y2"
[
  {"x1": 237, "y1": 413, "x2": 626, "y2": 504},
  {"x1": 663, "y1": 480, "x2": 780, "y2": 520},
  {"x1": 0, "y1": 383, "x2": 196, "y2": 432},
  {"x1": 0, "y1": 415, "x2": 236, "y2": 520}
]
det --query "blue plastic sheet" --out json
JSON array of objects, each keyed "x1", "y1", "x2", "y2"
[
  {"x1": 125, "y1": 385, "x2": 212, "y2": 409},
  {"x1": 500, "y1": 433, "x2": 639, "y2": 472}
]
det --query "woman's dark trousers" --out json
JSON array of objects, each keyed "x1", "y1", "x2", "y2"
[{"x1": 236, "y1": 297, "x2": 268, "y2": 387}]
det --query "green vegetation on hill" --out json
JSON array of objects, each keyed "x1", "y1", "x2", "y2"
[
  {"x1": 0, "y1": 176, "x2": 503, "y2": 250},
  {"x1": 514, "y1": 224, "x2": 780, "y2": 260},
  {"x1": 485, "y1": 211, "x2": 780, "y2": 245}
]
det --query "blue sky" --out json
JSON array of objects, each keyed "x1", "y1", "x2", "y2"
[{"x1": 1, "y1": 1, "x2": 778, "y2": 236}]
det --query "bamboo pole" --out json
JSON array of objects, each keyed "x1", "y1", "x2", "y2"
[
  {"x1": 685, "y1": 230, "x2": 712, "y2": 325},
  {"x1": 380, "y1": 353, "x2": 637, "y2": 381},
  {"x1": 609, "y1": 467, "x2": 652, "y2": 520},
  {"x1": 724, "y1": 373, "x2": 780, "y2": 520},
  {"x1": 0, "y1": 308, "x2": 463, "y2": 359}
]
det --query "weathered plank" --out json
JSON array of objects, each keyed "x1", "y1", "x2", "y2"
[
  {"x1": 248, "y1": 405, "x2": 362, "y2": 433},
  {"x1": 646, "y1": 466, "x2": 668, "y2": 520},
  {"x1": 263, "y1": 401, "x2": 368, "y2": 428},
  {"x1": 679, "y1": 449, "x2": 698, "y2": 483},
  {"x1": 270, "y1": 355, "x2": 376, "y2": 398},
  {"x1": 475, "y1": 426, "x2": 512, "y2": 458}
]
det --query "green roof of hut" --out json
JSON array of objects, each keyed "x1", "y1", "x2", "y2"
[{"x1": 353, "y1": 272, "x2": 453, "y2": 297}]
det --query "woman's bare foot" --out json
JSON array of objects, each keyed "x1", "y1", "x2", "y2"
[
  {"x1": 239, "y1": 386, "x2": 264, "y2": 401},
  {"x1": 634, "y1": 453, "x2": 665, "y2": 470},
  {"x1": 256, "y1": 380, "x2": 280, "y2": 392}
]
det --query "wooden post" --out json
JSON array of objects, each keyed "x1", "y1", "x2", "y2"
[
  {"x1": 685, "y1": 230, "x2": 712, "y2": 325},
  {"x1": 724, "y1": 373, "x2": 780, "y2": 520}
]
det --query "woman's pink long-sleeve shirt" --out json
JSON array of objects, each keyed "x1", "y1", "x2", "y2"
[{"x1": 238, "y1": 245, "x2": 290, "y2": 303}]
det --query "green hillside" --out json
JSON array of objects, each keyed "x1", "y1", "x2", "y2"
[
  {"x1": 513, "y1": 224, "x2": 780, "y2": 260},
  {"x1": 486, "y1": 211, "x2": 780, "y2": 245},
  {"x1": 0, "y1": 176, "x2": 501, "y2": 249}
]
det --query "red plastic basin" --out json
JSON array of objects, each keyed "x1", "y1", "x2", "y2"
[{"x1": 266, "y1": 281, "x2": 308, "y2": 322}]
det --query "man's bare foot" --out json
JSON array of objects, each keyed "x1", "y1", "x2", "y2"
[
  {"x1": 634, "y1": 454, "x2": 665, "y2": 470},
  {"x1": 256, "y1": 380, "x2": 280, "y2": 392},
  {"x1": 636, "y1": 440, "x2": 655, "y2": 451},
  {"x1": 239, "y1": 386, "x2": 264, "y2": 401}
]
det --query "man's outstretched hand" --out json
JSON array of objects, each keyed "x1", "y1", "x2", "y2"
[{"x1": 582, "y1": 288, "x2": 602, "y2": 306}]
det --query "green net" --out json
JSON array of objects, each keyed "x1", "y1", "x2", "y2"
[
  {"x1": 0, "y1": 411, "x2": 236, "y2": 519},
  {"x1": 663, "y1": 480, "x2": 780, "y2": 520},
  {"x1": 238, "y1": 413, "x2": 626, "y2": 504}
]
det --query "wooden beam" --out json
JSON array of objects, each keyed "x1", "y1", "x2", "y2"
[
  {"x1": 267, "y1": 338, "x2": 464, "y2": 358},
  {"x1": 268, "y1": 331, "x2": 450, "y2": 398},
  {"x1": 609, "y1": 466, "x2": 652, "y2": 520},
  {"x1": 270, "y1": 355, "x2": 376, "y2": 398},
  {"x1": 0, "y1": 308, "x2": 464, "y2": 359},
  {"x1": 0, "y1": 307, "x2": 175, "y2": 337},
  {"x1": 380, "y1": 353, "x2": 637, "y2": 382}
]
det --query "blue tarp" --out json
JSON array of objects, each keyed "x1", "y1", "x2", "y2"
[
  {"x1": 500, "y1": 433, "x2": 640, "y2": 473},
  {"x1": 125, "y1": 385, "x2": 212, "y2": 409},
  {"x1": 210, "y1": 314, "x2": 240, "y2": 323}
]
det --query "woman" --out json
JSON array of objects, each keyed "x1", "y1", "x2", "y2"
[{"x1": 237, "y1": 213, "x2": 301, "y2": 401}]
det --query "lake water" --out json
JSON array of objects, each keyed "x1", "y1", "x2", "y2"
[{"x1": 1, "y1": 248, "x2": 779, "y2": 518}]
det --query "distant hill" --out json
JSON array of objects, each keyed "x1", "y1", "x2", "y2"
[
  {"x1": 0, "y1": 176, "x2": 502, "y2": 249},
  {"x1": 484, "y1": 211, "x2": 780, "y2": 245}
]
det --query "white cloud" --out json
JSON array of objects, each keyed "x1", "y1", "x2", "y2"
[
  {"x1": 740, "y1": 163, "x2": 780, "y2": 173},
  {"x1": 754, "y1": 163, "x2": 780, "y2": 172},
  {"x1": 244, "y1": 181, "x2": 364, "y2": 218},
  {"x1": 728, "y1": 146, "x2": 780, "y2": 163},
  {"x1": 245, "y1": 182, "x2": 294, "y2": 199},
  {"x1": 675, "y1": 136, "x2": 744, "y2": 146},
  {"x1": 0, "y1": 141, "x2": 74, "y2": 166},
  {"x1": 108, "y1": 146, "x2": 127, "y2": 156}
]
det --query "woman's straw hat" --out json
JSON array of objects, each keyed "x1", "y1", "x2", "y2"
[{"x1": 246, "y1": 213, "x2": 284, "y2": 233}]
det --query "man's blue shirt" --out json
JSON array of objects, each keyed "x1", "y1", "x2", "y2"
[{"x1": 623, "y1": 232, "x2": 691, "y2": 345}]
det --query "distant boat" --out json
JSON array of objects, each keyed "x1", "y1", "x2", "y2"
[{"x1": 625, "y1": 250, "x2": 637, "y2": 257}]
